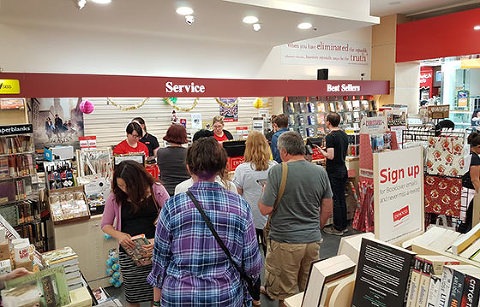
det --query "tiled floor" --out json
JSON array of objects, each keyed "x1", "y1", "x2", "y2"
[{"x1": 105, "y1": 226, "x2": 357, "y2": 307}]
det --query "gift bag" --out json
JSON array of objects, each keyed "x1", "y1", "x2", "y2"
[
  {"x1": 425, "y1": 136, "x2": 465, "y2": 176},
  {"x1": 424, "y1": 175, "x2": 462, "y2": 217}
]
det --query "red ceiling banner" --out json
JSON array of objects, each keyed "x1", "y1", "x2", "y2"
[
  {"x1": 0, "y1": 73, "x2": 389, "y2": 98},
  {"x1": 396, "y1": 8, "x2": 480, "y2": 62}
]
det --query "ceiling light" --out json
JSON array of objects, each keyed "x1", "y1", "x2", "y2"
[
  {"x1": 74, "y1": 0, "x2": 87, "y2": 9},
  {"x1": 185, "y1": 15, "x2": 195, "y2": 25},
  {"x1": 474, "y1": 25, "x2": 480, "y2": 30},
  {"x1": 253, "y1": 23, "x2": 261, "y2": 32},
  {"x1": 243, "y1": 16, "x2": 259, "y2": 24},
  {"x1": 176, "y1": 6, "x2": 194, "y2": 16},
  {"x1": 298, "y1": 22, "x2": 312, "y2": 30},
  {"x1": 90, "y1": 0, "x2": 112, "y2": 3}
]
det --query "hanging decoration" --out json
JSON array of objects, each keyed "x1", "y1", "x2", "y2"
[
  {"x1": 215, "y1": 97, "x2": 239, "y2": 108},
  {"x1": 79, "y1": 100, "x2": 95, "y2": 114},
  {"x1": 163, "y1": 97, "x2": 198, "y2": 112},
  {"x1": 253, "y1": 97, "x2": 264, "y2": 109},
  {"x1": 163, "y1": 97, "x2": 178, "y2": 104},
  {"x1": 107, "y1": 97, "x2": 150, "y2": 111}
]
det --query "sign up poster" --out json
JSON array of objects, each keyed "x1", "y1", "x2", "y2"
[{"x1": 373, "y1": 146, "x2": 424, "y2": 244}]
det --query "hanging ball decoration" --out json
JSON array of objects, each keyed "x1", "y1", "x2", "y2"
[
  {"x1": 80, "y1": 100, "x2": 95, "y2": 114},
  {"x1": 253, "y1": 98, "x2": 264, "y2": 109}
]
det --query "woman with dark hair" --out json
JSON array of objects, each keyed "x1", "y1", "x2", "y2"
[
  {"x1": 460, "y1": 132, "x2": 480, "y2": 233},
  {"x1": 101, "y1": 161, "x2": 169, "y2": 307},
  {"x1": 148, "y1": 137, "x2": 262, "y2": 306},
  {"x1": 156, "y1": 124, "x2": 191, "y2": 196},
  {"x1": 132, "y1": 117, "x2": 160, "y2": 162},
  {"x1": 113, "y1": 122, "x2": 149, "y2": 157},
  {"x1": 472, "y1": 109, "x2": 480, "y2": 126}
]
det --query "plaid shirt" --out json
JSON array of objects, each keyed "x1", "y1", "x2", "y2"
[{"x1": 147, "y1": 181, "x2": 262, "y2": 306}]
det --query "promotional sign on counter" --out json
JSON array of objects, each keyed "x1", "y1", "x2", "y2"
[
  {"x1": 359, "y1": 116, "x2": 387, "y2": 135},
  {"x1": 373, "y1": 146, "x2": 424, "y2": 244}
]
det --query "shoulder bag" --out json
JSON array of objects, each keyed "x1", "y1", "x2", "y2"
[
  {"x1": 263, "y1": 162, "x2": 288, "y2": 243},
  {"x1": 186, "y1": 190, "x2": 261, "y2": 302}
]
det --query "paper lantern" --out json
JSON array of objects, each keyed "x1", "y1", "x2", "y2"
[
  {"x1": 253, "y1": 98, "x2": 264, "y2": 109},
  {"x1": 80, "y1": 100, "x2": 95, "y2": 114}
]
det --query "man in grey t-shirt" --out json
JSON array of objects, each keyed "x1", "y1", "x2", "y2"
[{"x1": 258, "y1": 131, "x2": 333, "y2": 305}]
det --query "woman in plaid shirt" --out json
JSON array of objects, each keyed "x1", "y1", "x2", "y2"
[{"x1": 148, "y1": 137, "x2": 262, "y2": 306}]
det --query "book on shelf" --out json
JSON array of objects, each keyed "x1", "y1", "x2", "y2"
[
  {"x1": 301, "y1": 254, "x2": 356, "y2": 307},
  {"x1": 426, "y1": 275, "x2": 442, "y2": 307},
  {"x1": 452, "y1": 223, "x2": 480, "y2": 255},
  {"x1": 337, "y1": 232, "x2": 375, "y2": 265},
  {"x1": 437, "y1": 265, "x2": 477, "y2": 307},
  {"x1": 406, "y1": 256, "x2": 424, "y2": 307},
  {"x1": 2, "y1": 266, "x2": 71, "y2": 307},
  {"x1": 351, "y1": 238, "x2": 416, "y2": 307},
  {"x1": 459, "y1": 237, "x2": 480, "y2": 260},
  {"x1": 460, "y1": 271, "x2": 480, "y2": 307},
  {"x1": 403, "y1": 226, "x2": 464, "y2": 252},
  {"x1": 42, "y1": 246, "x2": 78, "y2": 267},
  {"x1": 318, "y1": 274, "x2": 355, "y2": 307}
]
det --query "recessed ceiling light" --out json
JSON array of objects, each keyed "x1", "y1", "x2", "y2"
[
  {"x1": 176, "y1": 6, "x2": 194, "y2": 16},
  {"x1": 253, "y1": 23, "x2": 261, "y2": 32},
  {"x1": 474, "y1": 25, "x2": 480, "y2": 30},
  {"x1": 389, "y1": 1, "x2": 401, "y2": 5},
  {"x1": 90, "y1": 0, "x2": 112, "y2": 3},
  {"x1": 298, "y1": 22, "x2": 312, "y2": 30},
  {"x1": 243, "y1": 16, "x2": 259, "y2": 24}
]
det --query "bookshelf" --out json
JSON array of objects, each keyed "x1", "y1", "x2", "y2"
[{"x1": 0, "y1": 124, "x2": 47, "y2": 252}]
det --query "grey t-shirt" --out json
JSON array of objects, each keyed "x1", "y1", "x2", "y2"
[
  {"x1": 233, "y1": 161, "x2": 277, "y2": 229},
  {"x1": 157, "y1": 146, "x2": 190, "y2": 196},
  {"x1": 261, "y1": 160, "x2": 332, "y2": 244}
]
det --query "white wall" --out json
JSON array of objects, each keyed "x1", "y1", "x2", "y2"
[
  {"x1": 394, "y1": 62, "x2": 420, "y2": 114},
  {"x1": 0, "y1": 22, "x2": 371, "y2": 80},
  {"x1": 258, "y1": 27, "x2": 372, "y2": 80}
]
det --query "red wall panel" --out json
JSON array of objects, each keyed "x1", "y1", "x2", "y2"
[{"x1": 396, "y1": 8, "x2": 480, "y2": 62}]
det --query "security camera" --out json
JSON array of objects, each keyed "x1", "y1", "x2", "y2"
[{"x1": 185, "y1": 15, "x2": 195, "y2": 25}]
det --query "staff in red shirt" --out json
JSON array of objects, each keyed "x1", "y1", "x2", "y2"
[
  {"x1": 113, "y1": 122, "x2": 149, "y2": 157},
  {"x1": 212, "y1": 116, "x2": 233, "y2": 143}
]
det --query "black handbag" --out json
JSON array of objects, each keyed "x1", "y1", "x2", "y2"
[{"x1": 186, "y1": 190, "x2": 261, "y2": 301}]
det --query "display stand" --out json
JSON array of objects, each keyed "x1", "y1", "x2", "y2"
[{"x1": 53, "y1": 215, "x2": 117, "y2": 289}]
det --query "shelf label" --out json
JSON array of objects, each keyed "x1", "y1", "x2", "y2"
[
  {"x1": 0, "y1": 79, "x2": 20, "y2": 94},
  {"x1": 0, "y1": 124, "x2": 33, "y2": 136}
]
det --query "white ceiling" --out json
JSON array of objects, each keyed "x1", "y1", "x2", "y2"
[
  {"x1": 370, "y1": 0, "x2": 480, "y2": 17},
  {"x1": 0, "y1": 0, "x2": 478, "y2": 49},
  {"x1": 0, "y1": 0, "x2": 378, "y2": 47}
]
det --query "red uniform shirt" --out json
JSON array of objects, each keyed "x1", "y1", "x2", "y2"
[
  {"x1": 113, "y1": 140, "x2": 149, "y2": 157},
  {"x1": 214, "y1": 133, "x2": 229, "y2": 142}
]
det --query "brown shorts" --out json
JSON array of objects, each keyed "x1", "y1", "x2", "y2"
[{"x1": 264, "y1": 239, "x2": 321, "y2": 300}]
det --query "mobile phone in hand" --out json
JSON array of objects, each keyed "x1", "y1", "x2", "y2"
[{"x1": 256, "y1": 179, "x2": 267, "y2": 187}]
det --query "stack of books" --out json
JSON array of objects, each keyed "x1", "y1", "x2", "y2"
[{"x1": 42, "y1": 247, "x2": 83, "y2": 290}]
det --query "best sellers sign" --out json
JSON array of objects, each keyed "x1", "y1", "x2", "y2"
[{"x1": 374, "y1": 146, "x2": 424, "y2": 244}]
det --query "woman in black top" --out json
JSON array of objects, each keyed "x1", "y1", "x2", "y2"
[
  {"x1": 157, "y1": 124, "x2": 191, "y2": 196},
  {"x1": 132, "y1": 117, "x2": 160, "y2": 163},
  {"x1": 460, "y1": 132, "x2": 480, "y2": 233},
  {"x1": 101, "y1": 161, "x2": 169, "y2": 306}
]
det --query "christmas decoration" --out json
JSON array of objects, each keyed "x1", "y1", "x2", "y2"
[
  {"x1": 107, "y1": 97, "x2": 150, "y2": 111},
  {"x1": 79, "y1": 100, "x2": 95, "y2": 114}
]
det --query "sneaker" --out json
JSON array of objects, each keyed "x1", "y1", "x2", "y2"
[{"x1": 323, "y1": 226, "x2": 344, "y2": 236}]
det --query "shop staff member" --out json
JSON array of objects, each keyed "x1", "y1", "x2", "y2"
[
  {"x1": 212, "y1": 116, "x2": 233, "y2": 142},
  {"x1": 113, "y1": 122, "x2": 149, "y2": 157},
  {"x1": 319, "y1": 112, "x2": 349, "y2": 236},
  {"x1": 132, "y1": 117, "x2": 160, "y2": 162},
  {"x1": 270, "y1": 114, "x2": 289, "y2": 163},
  {"x1": 259, "y1": 131, "x2": 332, "y2": 306}
]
